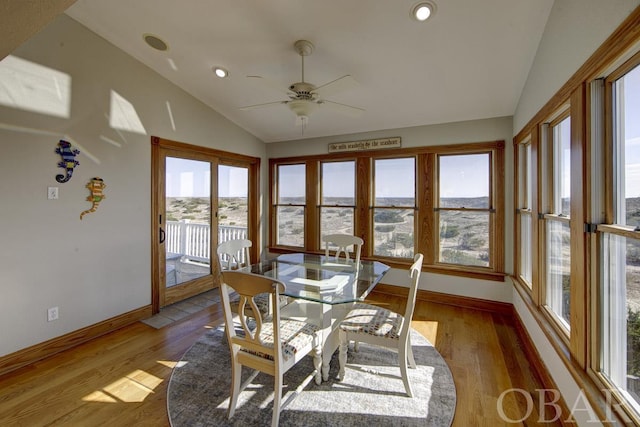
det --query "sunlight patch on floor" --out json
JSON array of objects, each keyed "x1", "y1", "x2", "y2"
[
  {"x1": 412, "y1": 320, "x2": 439, "y2": 345},
  {"x1": 82, "y1": 369, "x2": 163, "y2": 403},
  {"x1": 82, "y1": 390, "x2": 118, "y2": 403},
  {"x1": 157, "y1": 360, "x2": 179, "y2": 369}
]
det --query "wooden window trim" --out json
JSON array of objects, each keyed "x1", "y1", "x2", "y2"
[
  {"x1": 269, "y1": 141, "x2": 505, "y2": 282},
  {"x1": 270, "y1": 162, "x2": 307, "y2": 250},
  {"x1": 513, "y1": 280, "x2": 632, "y2": 425},
  {"x1": 510, "y1": 6, "x2": 640, "y2": 424},
  {"x1": 318, "y1": 160, "x2": 357, "y2": 242}
]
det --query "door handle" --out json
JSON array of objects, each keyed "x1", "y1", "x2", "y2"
[{"x1": 159, "y1": 227, "x2": 166, "y2": 244}]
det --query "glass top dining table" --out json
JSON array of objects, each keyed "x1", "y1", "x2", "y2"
[{"x1": 249, "y1": 252, "x2": 390, "y2": 305}]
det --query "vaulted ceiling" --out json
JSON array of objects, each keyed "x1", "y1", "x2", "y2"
[{"x1": 65, "y1": 0, "x2": 554, "y2": 142}]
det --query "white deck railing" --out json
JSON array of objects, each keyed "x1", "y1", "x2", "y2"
[{"x1": 166, "y1": 220, "x2": 247, "y2": 263}]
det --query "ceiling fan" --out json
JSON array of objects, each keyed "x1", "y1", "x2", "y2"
[{"x1": 239, "y1": 40, "x2": 364, "y2": 129}]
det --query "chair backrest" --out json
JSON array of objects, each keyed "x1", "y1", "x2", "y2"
[
  {"x1": 401, "y1": 253, "x2": 424, "y2": 338},
  {"x1": 219, "y1": 270, "x2": 285, "y2": 363},
  {"x1": 322, "y1": 234, "x2": 363, "y2": 265},
  {"x1": 217, "y1": 239, "x2": 252, "y2": 270}
]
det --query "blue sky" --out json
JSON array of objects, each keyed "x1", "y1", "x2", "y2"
[{"x1": 624, "y1": 64, "x2": 640, "y2": 197}]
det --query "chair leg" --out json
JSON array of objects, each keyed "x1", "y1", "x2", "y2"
[
  {"x1": 338, "y1": 330, "x2": 348, "y2": 381},
  {"x1": 399, "y1": 343, "x2": 414, "y2": 398},
  {"x1": 407, "y1": 334, "x2": 417, "y2": 369},
  {"x1": 313, "y1": 345, "x2": 322, "y2": 385},
  {"x1": 228, "y1": 360, "x2": 241, "y2": 418},
  {"x1": 272, "y1": 372, "x2": 283, "y2": 427}
]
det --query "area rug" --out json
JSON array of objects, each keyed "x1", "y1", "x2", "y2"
[{"x1": 167, "y1": 324, "x2": 456, "y2": 426}]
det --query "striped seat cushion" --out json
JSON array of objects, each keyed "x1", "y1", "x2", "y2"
[
  {"x1": 240, "y1": 318, "x2": 319, "y2": 361},
  {"x1": 339, "y1": 303, "x2": 402, "y2": 340}
]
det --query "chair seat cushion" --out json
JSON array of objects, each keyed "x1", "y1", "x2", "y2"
[
  {"x1": 339, "y1": 303, "x2": 402, "y2": 340},
  {"x1": 241, "y1": 318, "x2": 319, "y2": 361}
]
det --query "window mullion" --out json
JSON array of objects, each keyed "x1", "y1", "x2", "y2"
[
  {"x1": 355, "y1": 157, "x2": 371, "y2": 256},
  {"x1": 570, "y1": 85, "x2": 586, "y2": 368},
  {"x1": 305, "y1": 161, "x2": 318, "y2": 251}
]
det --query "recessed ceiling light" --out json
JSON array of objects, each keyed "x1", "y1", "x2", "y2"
[
  {"x1": 213, "y1": 67, "x2": 229, "y2": 78},
  {"x1": 411, "y1": 2, "x2": 436, "y2": 22},
  {"x1": 143, "y1": 33, "x2": 168, "y2": 51}
]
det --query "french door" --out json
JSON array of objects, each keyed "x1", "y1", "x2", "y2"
[{"x1": 151, "y1": 137, "x2": 259, "y2": 312}]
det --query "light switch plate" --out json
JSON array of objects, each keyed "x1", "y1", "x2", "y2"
[{"x1": 47, "y1": 187, "x2": 59, "y2": 200}]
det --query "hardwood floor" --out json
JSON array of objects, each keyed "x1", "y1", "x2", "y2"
[{"x1": 0, "y1": 289, "x2": 562, "y2": 426}]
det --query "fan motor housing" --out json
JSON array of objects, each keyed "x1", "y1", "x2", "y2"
[{"x1": 289, "y1": 82, "x2": 316, "y2": 99}]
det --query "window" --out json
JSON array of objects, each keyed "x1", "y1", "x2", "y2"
[
  {"x1": 436, "y1": 153, "x2": 491, "y2": 267},
  {"x1": 275, "y1": 163, "x2": 305, "y2": 247},
  {"x1": 269, "y1": 141, "x2": 504, "y2": 280},
  {"x1": 600, "y1": 58, "x2": 640, "y2": 415},
  {"x1": 373, "y1": 158, "x2": 415, "y2": 258},
  {"x1": 544, "y1": 114, "x2": 572, "y2": 331},
  {"x1": 509, "y1": 10, "x2": 640, "y2": 424},
  {"x1": 517, "y1": 140, "x2": 533, "y2": 286},
  {"x1": 320, "y1": 161, "x2": 355, "y2": 237}
]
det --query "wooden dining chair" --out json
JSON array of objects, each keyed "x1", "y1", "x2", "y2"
[
  {"x1": 216, "y1": 239, "x2": 288, "y2": 317},
  {"x1": 338, "y1": 253, "x2": 424, "y2": 397},
  {"x1": 219, "y1": 270, "x2": 322, "y2": 427},
  {"x1": 322, "y1": 234, "x2": 364, "y2": 266},
  {"x1": 216, "y1": 238, "x2": 252, "y2": 270}
]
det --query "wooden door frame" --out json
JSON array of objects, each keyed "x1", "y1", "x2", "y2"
[{"x1": 150, "y1": 136, "x2": 260, "y2": 313}]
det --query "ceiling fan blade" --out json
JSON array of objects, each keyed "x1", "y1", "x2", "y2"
[
  {"x1": 313, "y1": 75, "x2": 358, "y2": 97},
  {"x1": 247, "y1": 75, "x2": 296, "y2": 96},
  {"x1": 239, "y1": 100, "x2": 286, "y2": 111},
  {"x1": 319, "y1": 100, "x2": 365, "y2": 117}
]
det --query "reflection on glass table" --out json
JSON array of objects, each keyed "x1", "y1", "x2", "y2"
[{"x1": 249, "y1": 252, "x2": 390, "y2": 380}]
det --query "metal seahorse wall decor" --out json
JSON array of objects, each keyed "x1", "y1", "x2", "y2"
[
  {"x1": 80, "y1": 177, "x2": 106, "y2": 220},
  {"x1": 55, "y1": 140, "x2": 80, "y2": 183}
]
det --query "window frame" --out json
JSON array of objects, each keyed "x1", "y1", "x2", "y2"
[
  {"x1": 515, "y1": 136, "x2": 534, "y2": 288},
  {"x1": 319, "y1": 159, "x2": 357, "y2": 239},
  {"x1": 435, "y1": 152, "x2": 494, "y2": 269},
  {"x1": 272, "y1": 162, "x2": 307, "y2": 249},
  {"x1": 511, "y1": 8, "x2": 640, "y2": 423},
  {"x1": 371, "y1": 156, "x2": 417, "y2": 259},
  {"x1": 590, "y1": 51, "x2": 640, "y2": 423},
  {"x1": 541, "y1": 111, "x2": 573, "y2": 337},
  {"x1": 269, "y1": 141, "x2": 505, "y2": 281}
]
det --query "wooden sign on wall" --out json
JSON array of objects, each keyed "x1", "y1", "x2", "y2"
[{"x1": 328, "y1": 137, "x2": 401, "y2": 153}]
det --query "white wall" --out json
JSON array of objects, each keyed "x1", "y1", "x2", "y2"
[
  {"x1": 266, "y1": 116, "x2": 514, "y2": 303},
  {"x1": 514, "y1": 0, "x2": 640, "y2": 135},
  {"x1": 0, "y1": 14, "x2": 266, "y2": 357}
]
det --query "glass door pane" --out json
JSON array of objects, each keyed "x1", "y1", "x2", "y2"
[{"x1": 165, "y1": 157, "x2": 211, "y2": 288}]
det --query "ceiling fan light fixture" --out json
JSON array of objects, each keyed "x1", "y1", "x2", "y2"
[
  {"x1": 411, "y1": 1, "x2": 436, "y2": 22},
  {"x1": 288, "y1": 99, "x2": 316, "y2": 118},
  {"x1": 213, "y1": 67, "x2": 229, "y2": 78}
]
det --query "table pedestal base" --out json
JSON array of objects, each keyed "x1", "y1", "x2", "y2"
[{"x1": 280, "y1": 299, "x2": 352, "y2": 381}]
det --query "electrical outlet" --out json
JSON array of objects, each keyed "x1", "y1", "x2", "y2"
[
  {"x1": 47, "y1": 187, "x2": 59, "y2": 200},
  {"x1": 47, "y1": 306, "x2": 59, "y2": 322}
]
